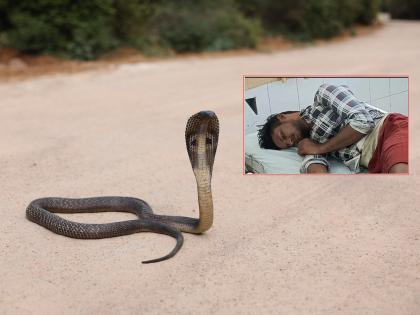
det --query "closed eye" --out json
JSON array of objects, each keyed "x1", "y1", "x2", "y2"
[{"x1": 281, "y1": 131, "x2": 287, "y2": 141}]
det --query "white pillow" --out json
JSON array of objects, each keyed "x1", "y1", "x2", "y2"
[{"x1": 245, "y1": 132, "x2": 352, "y2": 174}]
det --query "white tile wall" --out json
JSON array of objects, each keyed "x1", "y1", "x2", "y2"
[
  {"x1": 322, "y1": 77, "x2": 349, "y2": 87},
  {"x1": 244, "y1": 77, "x2": 408, "y2": 135},
  {"x1": 267, "y1": 79, "x2": 299, "y2": 113},
  {"x1": 296, "y1": 78, "x2": 324, "y2": 108},
  {"x1": 371, "y1": 96, "x2": 390, "y2": 112},
  {"x1": 346, "y1": 78, "x2": 370, "y2": 102},
  {"x1": 370, "y1": 77, "x2": 390, "y2": 101},
  {"x1": 244, "y1": 84, "x2": 271, "y2": 135},
  {"x1": 390, "y1": 91, "x2": 409, "y2": 116},
  {"x1": 390, "y1": 78, "x2": 408, "y2": 95}
]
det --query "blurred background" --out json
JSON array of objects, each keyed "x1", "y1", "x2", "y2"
[{"x1": 0, "y1": 0, "x2": 419, "y2": 64}]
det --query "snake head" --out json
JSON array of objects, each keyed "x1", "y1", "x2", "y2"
[{"x1": 185, "y1": 111, "x2": 219, "y2": 175}]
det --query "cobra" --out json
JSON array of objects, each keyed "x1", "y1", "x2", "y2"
[{"x1": 26, "y1": 111, "x2": 219, "y2": 263}]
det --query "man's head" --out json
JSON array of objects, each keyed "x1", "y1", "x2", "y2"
[{"x1": 257, "y1": 111, "x2": 308, "y2": 149}]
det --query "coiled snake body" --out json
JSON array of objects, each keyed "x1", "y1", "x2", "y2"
[{"x1": 26, "y1": 111, "x2": 219, "y2": 263}]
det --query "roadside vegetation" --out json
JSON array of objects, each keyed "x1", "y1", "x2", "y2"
[{"x1": 1, "y1": 0, "x2": 416, "y2": 61}]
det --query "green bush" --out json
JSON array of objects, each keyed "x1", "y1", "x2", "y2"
[
  {"x1": 236, "y1": 0, "x2": 307, "y2": 36},
  {"x1": 356, "y1": 0, "x2": 381, "y2": 24},
  {"x1": 236, "y1": 0, "x2": 380, "y2": 40},
  {"x1": 389, "y1": 0, "x2": 420, "y2": 19},
  {"x1": 0, "y1": 0, "x2": 381, "y2": 59},
  {"x1": 303, "y1": 0, "x2": 380, "y2": 39},
  {"x1": 145, "y1": 2, "x2": 260, "y2": 53},
  {"x1": 302, "y1": 0, "x2": 343, "y2": 39},
  {"x1": 2, "y1": 0, "x2": 118, "y2": 60},
  {"x1": 0, "y1": 0, "x2": 260, "y2": 58},
  {"x1": 113, "y1": 0, "x2": 151, "y2": 46}
]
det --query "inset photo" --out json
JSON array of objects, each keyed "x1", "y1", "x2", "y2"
[{"x1": 243, "y1": 76, "x2": 409, "y2": 174}]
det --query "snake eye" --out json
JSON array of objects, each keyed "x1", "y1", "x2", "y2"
[
  {"x1": 190, "y1": 138, "x2": 197, "y2": 147},
  {"x1": 206, "y1": 137, "x2": 212, "y2": 145}
]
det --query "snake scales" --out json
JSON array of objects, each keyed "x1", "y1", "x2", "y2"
[{"x1": 26, "y1": 111, "x2": 219, "y2": 263}]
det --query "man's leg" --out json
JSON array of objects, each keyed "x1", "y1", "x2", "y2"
[
  {"x1": 368, "y1": 114, "x2": 408, "y2": 174},
  {"x1": 389, "y1": 163, "x2": 408, "y2": 173}
]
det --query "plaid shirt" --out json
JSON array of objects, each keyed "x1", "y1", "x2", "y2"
[{"x1": 299, "y1": 84, "x2": 386, "y2": 172}]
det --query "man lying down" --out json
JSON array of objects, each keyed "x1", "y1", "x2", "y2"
[{"x1": 257, "y1": 84, "x2": 408, "y2": 174}]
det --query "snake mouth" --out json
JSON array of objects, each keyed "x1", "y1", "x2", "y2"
[{"x1": 185, "y1": 110, "x2": 219, "y2": 174}]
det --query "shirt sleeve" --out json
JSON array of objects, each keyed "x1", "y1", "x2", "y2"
[
  {"x1": 314, "y1": 84, "x2": 375, "y2": 134},
  {"x1": 300, "y1": 154, "x2": 330, "y2": 173}
]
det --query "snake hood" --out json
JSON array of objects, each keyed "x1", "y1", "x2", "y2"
[{"x1": 185, "y1": 110, "x2": 219, "y2": 176}]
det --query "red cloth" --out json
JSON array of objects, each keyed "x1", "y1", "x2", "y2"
[{"x1": 368, "y1": 113, "x2": 408, "y2": 173}]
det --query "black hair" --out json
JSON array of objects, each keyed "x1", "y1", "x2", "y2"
[
  {"x1": 257, "y1": 110, "x2": 299, "y2": 149},
  {"x1": 257, "y1": 114, "x2": 280, "y2": 149},
  {"x1": 280, "y1": 110, "x2": 299, "y2": 115}
]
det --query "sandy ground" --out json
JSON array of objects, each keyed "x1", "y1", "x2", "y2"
[{"x1": 1, "y1": 19, "x2": 419, "y2": 315}]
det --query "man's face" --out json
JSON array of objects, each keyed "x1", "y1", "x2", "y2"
[{"x1": 271, "y1": 121, "x2": 304, "y2": 149}]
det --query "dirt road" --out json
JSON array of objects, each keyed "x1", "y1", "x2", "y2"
[{"x1": 1, "y1": 20, "x2": 419, "y2": 314}]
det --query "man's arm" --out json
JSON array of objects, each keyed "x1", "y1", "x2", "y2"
[
  {"x1": 314, "y1": 84, "x2": 375, "y2": 135},
  {"x1": 320, "y1": 125, "x2": 365, "y2": 153},
  {"x1": 298, "y1": 125, "x2": 365, "y2": 155},
  {"x1": 300, "y1": 154, "x2": 330, "y2": 173}
]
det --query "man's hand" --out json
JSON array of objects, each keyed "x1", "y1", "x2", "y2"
[{"x1": 297, "y1": 138, "x2": 323, "y2": 156}]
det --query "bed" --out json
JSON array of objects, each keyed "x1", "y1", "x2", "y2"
[{"x1": 244, "y1": 132, "x2": 356, "y2": 174}]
